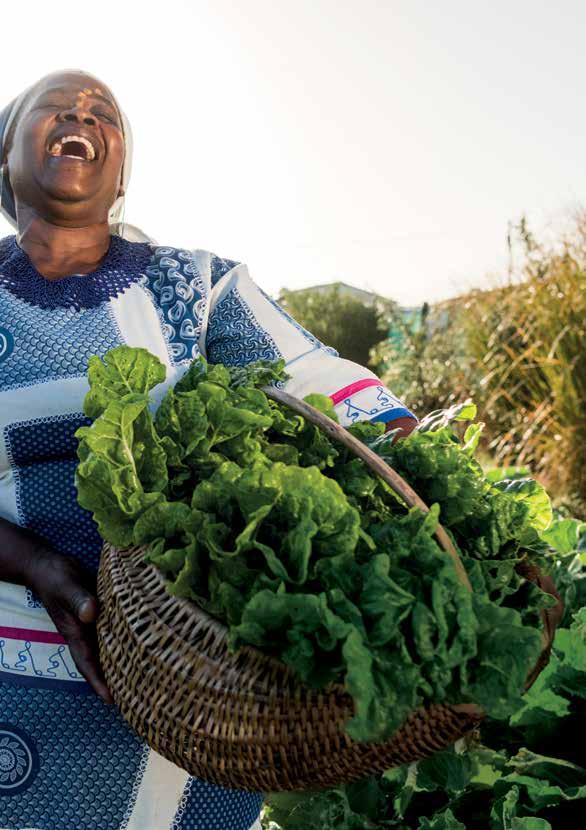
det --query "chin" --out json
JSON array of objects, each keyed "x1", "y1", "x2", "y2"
[{"x1": 34, "y1": 179, "x2": 106, "y2": 219}]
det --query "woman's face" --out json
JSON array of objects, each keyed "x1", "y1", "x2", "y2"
[{"x1": 4, "y1": 71, "x2": 125, "y2": 226}]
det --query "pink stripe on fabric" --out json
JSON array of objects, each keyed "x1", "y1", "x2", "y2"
[
  {"x1": 0, "y1": 625, "x2": 66, "y2": 645},
  {"x1": 330, "y1": 378, "x2": 380, "y2": 405}
]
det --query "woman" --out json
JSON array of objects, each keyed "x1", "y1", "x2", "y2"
[{"x1": 0, "y1": 69, "x2": 417, "y2": 829}]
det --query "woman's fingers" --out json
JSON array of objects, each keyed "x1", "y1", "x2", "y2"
[
  {"x1": 22, "y1": 549, "x2": 114, "y2": 703},
  {"x1": 67, "y1": 625, "x2": 114, "y2": 704},
  {"x1": 73, "y1": 592, "x2": 99, "y2": 625}
]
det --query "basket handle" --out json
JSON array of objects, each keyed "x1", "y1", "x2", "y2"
[{"x1": 263, "y1": 386, "x2": 472, "y2": 592}]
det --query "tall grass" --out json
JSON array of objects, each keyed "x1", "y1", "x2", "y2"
[{"x1": 375, "y1": 214, "x2": 586, "y2": 515}]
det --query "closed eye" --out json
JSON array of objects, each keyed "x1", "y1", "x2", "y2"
[{"x1": 94, "y1": 110, "x2": 113, "y2": 121}]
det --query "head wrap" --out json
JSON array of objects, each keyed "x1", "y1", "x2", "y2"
[{"x1": 0, "y1": 70, "x2": 154, "y2": 243}]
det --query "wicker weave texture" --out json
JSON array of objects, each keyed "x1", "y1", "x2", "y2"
[{"x1": 97, "y1": 543, "x2": 484, "y2": 792}]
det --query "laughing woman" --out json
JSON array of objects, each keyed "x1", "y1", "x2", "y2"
[{"x1": 0, "y1": 69, "x2": 417, "y2": 829}]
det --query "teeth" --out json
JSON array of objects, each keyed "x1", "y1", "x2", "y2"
[{"x1": 48, "y1": 135, "x2": 96, "y2": 161}]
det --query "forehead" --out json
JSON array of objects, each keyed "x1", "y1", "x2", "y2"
[{"x1": 30, "y1": 74, "x2": 116, "y2": 105}]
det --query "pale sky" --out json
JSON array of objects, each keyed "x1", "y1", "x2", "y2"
[{"x1": 1, "y1": 0, "x2": 584, "y2": 305}]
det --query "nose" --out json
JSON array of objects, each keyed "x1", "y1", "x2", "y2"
[{"x1": 58, "y1": 105, "x2": 96, "y2": 128}]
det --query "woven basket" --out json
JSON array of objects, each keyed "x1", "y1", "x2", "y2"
[{"x1": 96, "y1": 388, "x2": 561, "y2": 792}]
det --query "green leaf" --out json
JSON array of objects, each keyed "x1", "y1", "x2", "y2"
[
  {"x1": 492, "y1": 478, "x2": 553, "y2": 535},
  {"x1": 418, "y1": 809, "x2": 467, "y2": 829},
  {"x1": 465, "y1": 599, "x2": 542, "y2": 720},
  {"x1": 416, "y1": 747, "x2": 477, "y2": 794},
  {"x1": 75, "y1": 393, "x2": 165, "y2": 546},
  {"x1": 541, "y1": 518, "x2": 586, "y2": 554},
  {"x1": 484, "y1": 466, "x2": 531, "y2": 483},
  {"x1": 83, "y1": 346, "x2": 166, "y2": 419},
  {"x1": 303, "y1": 393, "x2": 339, "y2": 422},
  {"x1": 548, "y1": 608, "x2": 586, "y2": 700},
  {"x1": 462, "y1": 422, "x2": 484, "y2": 455},
  {"x1": 416, "y1": 400, "x2": 477, "y2": 433}
]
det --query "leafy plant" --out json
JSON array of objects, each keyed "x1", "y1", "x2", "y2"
[
  {"x1": 263, "y1": 603, "x2": 586, "y2": 829},
  {"x1": 75, "y1": 346, "x2": 568, "y2": 747}
]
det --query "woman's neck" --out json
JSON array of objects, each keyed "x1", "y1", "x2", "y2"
[{"x1": 15, "y1": 214, "x2": 112, "y2": 281}]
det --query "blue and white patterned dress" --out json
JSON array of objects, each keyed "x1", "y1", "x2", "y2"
[{"x1": 0, "y1": 233, "x2": 415, "y2": 829}]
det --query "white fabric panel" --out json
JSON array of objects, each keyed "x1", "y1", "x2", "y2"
[
  {"x1": 109, "y1": 283, "x2": 173, "y2": 367},
  {"x1": 0, "y1": 465, "x2": 17, "y2": 524},
  {"x1": 123, "y1": 749, "x2": 189, "y2": 830},
  {"x1": 281, "y1": 348, "x2": 378, "y2": 398},
  {"x1": 0, "y1": 581, "x2": 54, "y2": 629}
]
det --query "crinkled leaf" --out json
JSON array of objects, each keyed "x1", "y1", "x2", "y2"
[
  {"x1": 75, "y1": 393, "x2": 165, "y2": 546},
  {"x1": 417, "y1": 809, "x2": 467, "y2": 830},
  {"x1": 303, "y1": 393, "x2": 339, "y2": 421},
  {"x1": 541, "y1": 518, "x2": 586, "y2": 555},
  {"x1": 83, "y1": 346, "x2": 166, "y2": 419},
  {"x1": 493, "y1": 478, "x2": 553, "y2": 535}
]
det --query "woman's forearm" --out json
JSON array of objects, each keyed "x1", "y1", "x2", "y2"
[{"x1": 0, "y1": 517, "x2": 48, "y2": 587}]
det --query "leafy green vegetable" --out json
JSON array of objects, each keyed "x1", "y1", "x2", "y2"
[
  {"x1": 265, "y1": 604, "x2": 586, "y2": 829},
  {"x1": 76, "y1": 349, "x2": 557, "y2": 744},
  {"x1": 418, "y1": 810, "x2": 466, "y2": 830},
  {"x1": 75, "y1": 393, "x2": 167, "y2": 546},
  {"x1": 83, "y1": 345, "x2": 167, "y2": 419}
]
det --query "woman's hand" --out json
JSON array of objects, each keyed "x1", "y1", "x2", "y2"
[{"x1": 25, "y1": 547, "x2": 114, "y2": 704}]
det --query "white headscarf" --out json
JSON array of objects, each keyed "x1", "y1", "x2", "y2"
[{"x1": 0, "y1": 70, "x2": 155, "y2": 244}]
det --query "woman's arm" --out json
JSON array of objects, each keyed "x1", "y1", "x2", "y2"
[
  {"x1": 0, "y1": 517, "x2": 113, "y2": 703},
  {"x1": 201, "y1": 261, "x2": 418, "y2": 436}
]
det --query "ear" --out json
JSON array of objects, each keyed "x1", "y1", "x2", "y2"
[{"x1": 117, "y1": 186, "x2": 125, "y2": 198}]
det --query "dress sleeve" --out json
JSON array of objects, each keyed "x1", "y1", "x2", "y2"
[{"x1": 200, "y1": 259, "x2": 417, "y2": 429}]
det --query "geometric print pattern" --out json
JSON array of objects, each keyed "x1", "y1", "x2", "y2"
[
  {"x1": 0, "y1": 288, "x2": 121, "y2": 392},
  {"x1": 0, "y1": 684, "x2": 263, "y2": 828},
  {"x1": 171, "y1": 777, "x2": 263, "y2": 830},
  {"x1": 0, "y1": 325, "x2": 14, "y2": 365},
  {"x1": 0, "y1": 684, "x2": 145, "y2": 826},
  {"x1": 0, "y1": 234, "x2": 153, "y2": 311},
  {"x1": 258, "y1": 286, "x2": 338, "y2": 357},
  {"x1": 4, "y1": 414, "x2": 104, "y2": 571},
  {"x1": 209, "y1": 253, "x2": 240, "y2": 288},
  {"x1": 206, "y1": 287, "x2": 281, "y2": 366}
]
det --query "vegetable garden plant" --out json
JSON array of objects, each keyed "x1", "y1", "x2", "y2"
[{"x1": 74, "y1": 346, "x2": 584, "y2": 825}]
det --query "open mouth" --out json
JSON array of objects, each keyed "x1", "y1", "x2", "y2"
[{"x1": 47, "y1": 135, "x2": 98, "y2": 162}]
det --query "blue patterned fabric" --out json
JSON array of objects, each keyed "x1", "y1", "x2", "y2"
[
  {"x1": 5, "y1": 415, "x2": 103, "y2": 571},
  {"x1": 0, "y1": 723, "x2": 40, "y2": 797},
  {"x1": 140, "y1": 246, "x2": 208, "y2": 363},
  {"x1": 171, "y1": 779, "x2": 262, "y2": 830},
  {"x1": 209, "y1": 253, "x2": 240, "y2": 287},
  {"x1": 0, "y1": 291, "x2": 122, "y2": 391},
  {"x1": 0, "y1": 325, "x2": 14, "y2": 365},
  {"x1": 0, "y1": 684, "x2": 147, "y2": 827},
  {"x1": 0, "y1": 235, "x2": 152, "y2": 310},
  {"x1": 206, "y1": 287, "x2": 280, "y2": 366},
  {"x1": 0, "y1": 684, "x2": 263, "y2": 829},
  {"x1": 258, "y1": 286, "x2": 338, "y2": 357}
]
